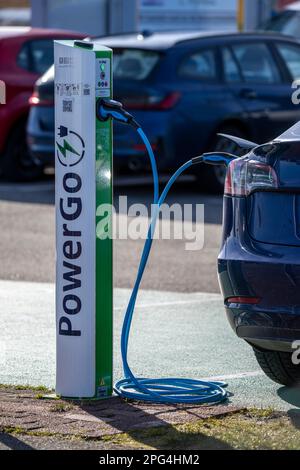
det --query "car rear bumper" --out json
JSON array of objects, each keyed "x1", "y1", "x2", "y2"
[
  {"x1": 224, "y1": 305, "x2": 300, "y2": 352},
  {"x1": 27, "y1": 132, "x2": 156, "y2": 172},
  {"x1": 219, "y1": 254, "x2": 300, "y2": 352},
  {"x1": 218, "y1": 195, "x2": 300, "y2": 352},
  {"x1": 27, "y1": 106, "x2": 55, "y2": 166},
  {"x1": 27, "y1": 106, "x2": 176, "y2": 171},
  {"x1": 27, "y1": 135, "x2": 54, "y2": 166}
]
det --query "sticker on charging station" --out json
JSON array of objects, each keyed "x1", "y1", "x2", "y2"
[{"x1": 96, "y1": 59, "x2": 111, "y2": 97}]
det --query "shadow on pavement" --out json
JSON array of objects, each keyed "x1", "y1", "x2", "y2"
[
  {"x1": 277, "y1": 386, "x2": 300, "y2": 410},
  {"x1": 0, "y1": 432, "x2": 34, "y2": 450},
  {"x1": 288, "y1": 410, "x2": 300, "y2": 430},
  {"x1": 77, "y1": 397, "x2": 233, "y2": 450}
]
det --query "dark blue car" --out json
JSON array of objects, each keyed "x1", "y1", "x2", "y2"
[
  {"x1": 28, "y1": 30, "x2": 300, "y2": 191},
  {"x1": 218, "y1": 123, "x2": 300, "y2": 386}
]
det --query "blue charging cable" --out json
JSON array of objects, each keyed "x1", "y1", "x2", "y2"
[{"x1": 97, "y1": 99, "x2": 230, "y2": 404}]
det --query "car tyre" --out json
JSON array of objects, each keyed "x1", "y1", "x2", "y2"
[
  {"x1": 1, "y1": 120, "x2": 43, "y2": 182},
  {"x1": 253, "y1": 347, "x2": 300, "y2": 386}
]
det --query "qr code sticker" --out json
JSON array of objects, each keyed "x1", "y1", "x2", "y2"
[
  {"x1": 63, "y1": 100, "x2": 73, "y2": 112},
  {"x1": 83, "y1": 87, "x2": 90, "y2": 96}
]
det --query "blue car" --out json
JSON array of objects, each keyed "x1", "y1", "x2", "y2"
[
  {"x1": 218, "y1": 123, "x2": 300, "y2": 386},
  {"x1": 27, "y1": 30, "x2": 300, "y2": 191}
]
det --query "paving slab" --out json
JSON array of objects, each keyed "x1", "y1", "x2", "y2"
[{"x1": 0, "y1": 387, "x2": 241, "y2": 447}]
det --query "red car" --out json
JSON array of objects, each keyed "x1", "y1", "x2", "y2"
[{"x1": 0, "y1": 27, "x2": 86, "y2": 181}]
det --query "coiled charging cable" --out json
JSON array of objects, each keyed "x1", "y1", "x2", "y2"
[{"x1": 97, "y1": 99, "x2": 231, "y2": 404}]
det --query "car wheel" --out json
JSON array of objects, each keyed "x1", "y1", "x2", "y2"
[
  {"x1": 194, "y1": 124, "x2": 247, "y2": 193},
  {"x1": 253, "y1": 347, "x2": 300, "y2": 386},
  {"x1": 1, "y1": 121, "x2": 43, "y2": 182}
]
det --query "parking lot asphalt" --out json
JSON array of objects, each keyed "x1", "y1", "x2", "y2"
[
  {"x1": 1, "y1": 279, "x2": 299, "y2": 412},
  {"x1": 0, "y1": 177, "x2": 223, "y2": 293},
  {"x1": 1, "y1": 178, "x2": 298, "y2": 414}
]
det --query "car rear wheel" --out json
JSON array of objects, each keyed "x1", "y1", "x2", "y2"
[
  {"x1": 253, "y1": 347, "x2": 300, "y2": 386},
  {"x1": 194, "y1": 124, "x2": 247, "y2": 193},
  {"x1": 1, "y1": 121, "x2": 43, "y2": 182}
]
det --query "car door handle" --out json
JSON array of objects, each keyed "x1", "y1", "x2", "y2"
[{"x1": 239, "y1": 88, "x2": 257, "y2": 99}]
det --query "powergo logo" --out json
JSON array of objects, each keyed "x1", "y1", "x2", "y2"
[
  {"x1": 57, "y1": 125, "x2": 85, "y2": 338},
  {"x1": 56, "y1": 126, "x2": 85, "y2": 166}
]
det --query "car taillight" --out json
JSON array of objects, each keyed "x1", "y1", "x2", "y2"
[
  {"x1": 122, "y1": 92, "x2": 181, "y2": 110},
  {"x1": 133, "y1": 142, "x2": 158, "y2": 152},
  {"x1": 224, "y1": 158, "x2": 278, "y2": 196},
  {"x1": 226, "y1": 296, "x2": 261, "y2": 305},
  {"x1": 29, "y1": 90, "x2": 54, "y2": 107}
]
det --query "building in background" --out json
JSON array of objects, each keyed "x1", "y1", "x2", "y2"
[
  {"x1": 138, "y1": 0, "x2": 300, "y2": 32},
  {"x1": 139, "y1": 0, "x2": 238, "y2": 31},
  {"x1": 1, "y1": 0, "x2": 299, "y2": 35},
  {"x1": 31, "y1": 0, "x2": 138, "y2": 36},
  {"x1": 241, "y1": 0, "x2": 274, "y2": 31},
  {"x1": 0, "y1": 0, "x2": 30, "y2": 25},
  {"x1": 29, "y1": 0, "x2": 271, "y2": 35}
]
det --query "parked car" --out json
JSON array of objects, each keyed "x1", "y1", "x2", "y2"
[
  {"x1": 263, "y1": 1, "x2": 300, "y2": 39},
  {"x1": 0, "y1": 27, "x2": 86, "y2": 181},
  {"x1": 28, "y1": 30, "x2": 300, "y2": 191},
  {"x1": 218, "y1": 123, "x2": 300, "y2": 385}
]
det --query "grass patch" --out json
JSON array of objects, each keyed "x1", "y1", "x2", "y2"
[
  {"x1": 49, "y1": 402, "x2": 74, "y2": 413},
  {"x1": 103, "y1": 411, "x2": 300, "y2": 450},
  {"x1": 2, "y1": 426, "x2": 24, "y2": 435},
  {"x1": 1, "y1": 407, "x2": 300, "y2": 450},
  {"x1": 0, "y1": 384, "x2": 52, "y2": 393}
]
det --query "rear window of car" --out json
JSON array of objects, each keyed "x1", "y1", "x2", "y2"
[
  {"x1": 178, "y1": 49, "x2": 217, "y2": 80},
  {"x1": 276, "y1": 42, "x2": 300, "y2": 80},
  {"x1": 113, "y1": 49, "x2": 160, "y2": 80},
  {"x1": 231, "y1": 42, "x2": 281, "y2": 84},
  {"x1": 17, "y1": 39, "x2": 55, "y2": 75},
  {"x1": 222, "y1": 47, "x2": 242, "y2": 83}
]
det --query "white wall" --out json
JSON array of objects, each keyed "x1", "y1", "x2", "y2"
[
  {"x1": 138, "y1": 0, "x2": 238, "y2": 32},
  {"x1": 30, "y1": 0, "x2": 274, "y2": 36},
  {"x1": 31, "y1": 0, "x2": 138, "y2": 36},
  {"x1": 138, "y1": 0, "x2": 274, "y2": 32}
]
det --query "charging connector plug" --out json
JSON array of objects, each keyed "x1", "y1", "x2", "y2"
[
  {"x1": 192, "y1": 152, "x2": 236, "y2": 167},
  {"x1": 96, "y1": 99, "x2": 140, "y2": 129}
]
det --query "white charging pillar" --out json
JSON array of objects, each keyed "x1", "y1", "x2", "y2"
[{"x1": 54, "y1": 40, "x2": 113, "y2": 399}]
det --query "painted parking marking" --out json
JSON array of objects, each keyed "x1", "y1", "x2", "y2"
[
  {"x1": 203, "y1": 371, "x2": 264, "y2": 382},
  {"x1": 114, "y1": 297, "x2": 221, "y2": 311}
]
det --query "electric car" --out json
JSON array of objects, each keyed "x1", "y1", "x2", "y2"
[
  {"x1": 218, "y1": 123, "x2": 300, "y2": 386},
  {"x1": 27, "y1": 30, "x2": 300, "y2": 191}
]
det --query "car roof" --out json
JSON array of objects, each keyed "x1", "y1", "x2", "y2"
[
  {"x1": 0, "y1": 26, "x2": 86, "y2": 40},
  {"x1": 93, "y1": 30, "x2": 299, "y2": 50}
]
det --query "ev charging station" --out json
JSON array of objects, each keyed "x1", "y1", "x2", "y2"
[
  {"x1": 54, "y1": 40, "x2": 113, "y2": 399},
  {"x1": 54, "y1": 39, "x2": 228, "y2": 405}
]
